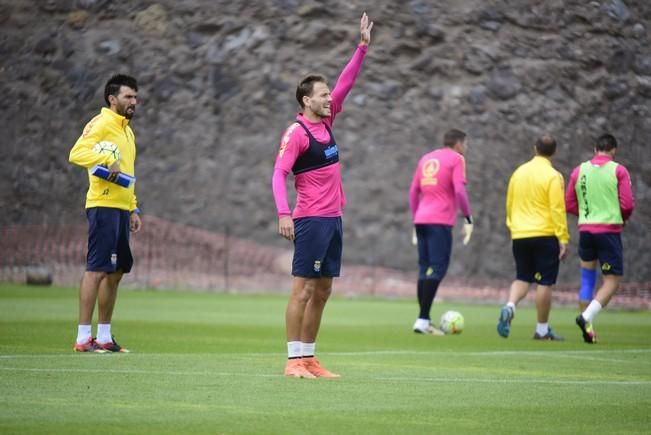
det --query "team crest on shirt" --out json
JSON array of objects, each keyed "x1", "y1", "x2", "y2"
[
  {"x1": 313, "y1": 260, "x2": 321, "y2": 273},
  {"x1": 421, "y1": 158, "x2": 440, "y2": 186}
]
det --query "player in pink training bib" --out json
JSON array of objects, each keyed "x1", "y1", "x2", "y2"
[{"x1": 272, "y1": 13, "x2": 373, "y2": 378}]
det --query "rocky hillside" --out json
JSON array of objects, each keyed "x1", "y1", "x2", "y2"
[{"x1": 2, "y1": 0, "x2": 650, "y2": 283}]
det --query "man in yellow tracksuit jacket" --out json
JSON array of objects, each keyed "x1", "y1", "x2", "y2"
[
  {"x1": 68, "y1": 74, "x2": 141, "y2": 353},
  {"x1": 497, "y1": 134, "x2": 569, "y2": 341}
]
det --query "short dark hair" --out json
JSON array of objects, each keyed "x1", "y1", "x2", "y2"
[
  {"x1": 595, "y1": 134, "x2": 618, "y2": 151},
  {"x1": 104, "y1": 74, "x2": 138, "y2": 106},
  {"x1": 296, "y1": 74, "x2": 327, "y2": 108},
  {"x1": 443, "y1": 129, "x2": 467, "y2": 148},
  {"x1": 535, "y1": 134, "x2": 557, "y2": 157}
]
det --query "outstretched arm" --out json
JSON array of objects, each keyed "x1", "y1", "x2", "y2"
[{"x1": 330, "y1": 13, "x2": 374, "y2": 113}]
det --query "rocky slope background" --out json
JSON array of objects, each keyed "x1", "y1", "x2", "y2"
[{"x1": 2, "y1": 0, "x2": 650, "y2": 285}]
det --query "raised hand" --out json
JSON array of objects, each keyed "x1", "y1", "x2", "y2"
[{"x1": 360, "y1": 12, "x2": 373, "y2": 46}]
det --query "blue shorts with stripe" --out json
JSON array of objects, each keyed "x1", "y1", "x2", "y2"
[
  {"x1": 86, "y1": 207, "x2": 133, "y2": 273},
  {"x1": 292, "y1": 217, "x2": 342, "y2": 278},
  {"x1": 415, "y1": 224, "x2": 452, "y2": 281},
  {"x1": 512, "y1": 236, "x2": 560, "y2": 285},
  {"x1": 579, "y1": 232, "x2": 623, "y2": 276}
]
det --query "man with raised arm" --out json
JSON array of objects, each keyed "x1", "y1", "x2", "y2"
[{"x1": 272, "y1": 13, "x2": 373, "y2": 378}]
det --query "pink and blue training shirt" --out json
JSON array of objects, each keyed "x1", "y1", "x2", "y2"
[{"x1": 272, "y1": 44, "x2": 367, "y2": 219}]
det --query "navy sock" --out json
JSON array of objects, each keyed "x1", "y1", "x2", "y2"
[
  {"x1": 419, "y1": 279, "x2": 440, "y2": 320},
  {"x1": 417, "y1": 279, "x2": 425, "y2": 311}
]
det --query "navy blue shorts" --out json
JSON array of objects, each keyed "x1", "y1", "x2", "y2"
[
  {"x1": 292, "y1": 217, "x2": 342, "y2": 278},
  {"x1": 86, "y1": 207, "x2": 133, "y2": 273},
  {"x1": 415, "y1": 224, "x2": 452, "y2": 281},
  {"x1": 579, "y1": 232, "x2": 623, "y2": 276},
  {"x1": 512, "y1": 236, "x2": 560, "y2": 285}
]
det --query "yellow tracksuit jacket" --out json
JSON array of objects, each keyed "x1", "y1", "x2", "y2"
[
  {"x1": 69, "y1": 107, "x2": 138, "y2": 212},
  {"x1": 506, "y1": 156, "x2": 569, "y2": 244}
]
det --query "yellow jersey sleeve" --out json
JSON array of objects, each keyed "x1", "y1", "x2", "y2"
[
  {"x1": 68, "y1": 116, "x2": 117, "y2": 169},
  {"x1": 549, "y1": 172, "x2": 570, "y2": 244},
  {"x1": 505, "y1": 174, "x2": 514, "y2": 231}
]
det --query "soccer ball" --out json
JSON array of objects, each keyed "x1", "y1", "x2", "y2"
[
  {"x1": 439, "y1": 310, "x2": 464, "y2": 334},
  {"x1": 93, "y1": 141, "x2": 121, "y2": 161}
]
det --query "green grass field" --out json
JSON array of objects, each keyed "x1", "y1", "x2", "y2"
[{"x1": 1, "y1": 283, "x2": 650, "y2": 435}]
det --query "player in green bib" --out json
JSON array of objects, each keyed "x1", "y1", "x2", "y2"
[{"x1": 565, "y1": 134, "x2": 635, "y2": 343}]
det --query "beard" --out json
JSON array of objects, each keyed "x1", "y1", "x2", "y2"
[
  {"x1": 118, "y1": 104, "x2": 136, "y2": 119},
  {"x1": 313, "y1": 106, "x2": 331, "y2": 119}
]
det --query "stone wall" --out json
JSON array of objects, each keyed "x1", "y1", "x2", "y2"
[{"x1": 1, "y1": 0, "x2": 650, "y2": 284}]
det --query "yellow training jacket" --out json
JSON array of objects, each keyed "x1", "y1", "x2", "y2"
[
  {"x1": 69, "y1": 107, "x2": 138, "y2": 212},
  {"x1": 506, "y1": 156, "x2": 569, "y2": 243}
]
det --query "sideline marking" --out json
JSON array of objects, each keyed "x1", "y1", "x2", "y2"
[
  {"x1": 0, "y1": 366, "x2": 649, "y2": 386},
  {"x1": 1, "y1": 348, "x2": 650, "y2": 359}
]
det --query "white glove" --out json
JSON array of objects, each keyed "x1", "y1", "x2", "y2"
[
  {"x1": 463, "y1": 223, "x2": 473, "y2": 245},
  {"x1": 462, "y1": 216, "x2": 474, "y2": 245},
  {"x1": 411, "y1": 228, "x2": 417, "y2": 246}
]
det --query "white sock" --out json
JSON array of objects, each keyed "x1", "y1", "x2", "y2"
[
  {"x1": 536, "y1": 322, "x2": 549, "y2": 336},
  {"x1": 96, "y1": 324, "x2": 112, "y2": 344},
  {"x1": 76, "y1": 324, "x2": 92, "y2": 344},
  {"x1": 414, "y1": 318, "x2": 430, "y2": 330},
  {"x1": 287, "y1": 341, "x2": 302, "y2": 359},
  {"x1": 506, "y1": 302, "x2": 516, "y2": 314},
  {"x1": 582, "y1": 300, "x2": 603, "y2": 323},
  {"x1": 302, "y1": 342, "x2": 315, "y2": 358}
]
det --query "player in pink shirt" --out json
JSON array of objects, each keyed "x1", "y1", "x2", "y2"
[
  {"x1": 272, "y1": 13, "x2": 373, "y2": 378},
  {"x1": 409, "y1": 129, "x2": 473, "y2": 335}
]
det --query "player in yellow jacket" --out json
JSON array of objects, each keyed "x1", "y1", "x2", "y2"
[
  {"x1": 497, "y1": 135, "x2": 569, "y2": 340},
  {"x1": 68, "y1": 74, "x2": 142, "y2": 353}
]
